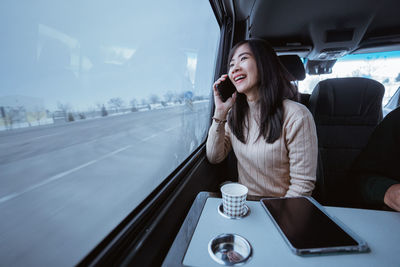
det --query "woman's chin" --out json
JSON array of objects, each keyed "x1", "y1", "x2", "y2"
[{"x1": 235, "y1": 86, "x2": 247, "y2": 94}]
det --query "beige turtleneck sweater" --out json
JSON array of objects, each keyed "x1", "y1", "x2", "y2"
[{"x1": 206, "y1": 99, "x2": 318, "y2": 197}]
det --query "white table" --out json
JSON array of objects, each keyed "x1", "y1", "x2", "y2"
[{"x1": 182, "y1": 197, "x2": 400, "y2": 267}]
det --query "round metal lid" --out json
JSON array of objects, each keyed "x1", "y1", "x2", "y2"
[{"x1": 208, "y1": 233, "x2": 252, "y2": 265}]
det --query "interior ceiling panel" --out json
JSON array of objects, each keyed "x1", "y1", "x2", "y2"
[{"x1": 232, "y1": 0, "x2": 400, "y2": 59}]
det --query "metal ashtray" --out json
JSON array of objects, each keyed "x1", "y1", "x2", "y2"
[
  {"x1": 208, "y1": 233, "x2": 252, "y2": 265},
  {"x1": 218, "y1": 203, "x2": 250, "y2": 219}
]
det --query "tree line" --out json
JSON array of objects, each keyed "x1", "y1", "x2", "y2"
[{"x1": 0, "y1": 91, "x2": 209, "y2": 129}]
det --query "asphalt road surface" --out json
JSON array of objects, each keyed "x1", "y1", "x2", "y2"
[{"x1": 0, "y1": 101, "x2": 210, "y2": 267}]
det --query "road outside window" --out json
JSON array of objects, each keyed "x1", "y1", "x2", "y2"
[{"x1": 0, "y1": 1, "x2": 219, "y2": 266}]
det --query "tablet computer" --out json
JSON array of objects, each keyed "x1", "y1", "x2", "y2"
[{"x1": 260, "y1": 196, "x2": 369, "y2": 255}]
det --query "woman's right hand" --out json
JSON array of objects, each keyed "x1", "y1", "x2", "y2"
[{"x1": 213, "y1": 74, "x2": 237, "y2": 120}]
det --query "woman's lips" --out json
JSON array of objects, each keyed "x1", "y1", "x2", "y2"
[{"x1": 233, "y1": 74, "x2": 246, "y2": 84}]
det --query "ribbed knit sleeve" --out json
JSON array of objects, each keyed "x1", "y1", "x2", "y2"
[
  {"x1": 206, "y1": 120, "x2": 232, "y2": 163},
  {"x1": 284, "y1": 107, "x2": 318, "y2": 197}
]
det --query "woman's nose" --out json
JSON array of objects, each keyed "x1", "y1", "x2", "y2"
[{"x1": 231, "y1": 62, "x2": 240, "y2": 73}]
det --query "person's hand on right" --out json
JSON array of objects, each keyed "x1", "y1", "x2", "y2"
[
  {"x1": 212, "y1": 74, "x2": 237, "y2": 120},
  {"x1": 384, "y1": 183, "x2": 400, "y2": 211}
]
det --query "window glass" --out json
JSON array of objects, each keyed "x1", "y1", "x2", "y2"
[
  {"x1": 385, "y1": 87, "x2": 400, "y2": 109},
  {"x1": 298, "y1": 51, "x2": 400, "y2": 107},
  {"x1": 0, "y1": 0, "x2": 219, "y2": 266}
]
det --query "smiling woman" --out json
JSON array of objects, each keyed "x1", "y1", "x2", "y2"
[{"x1": 207, "y1": 39, "x2": 318, "y2": 197}]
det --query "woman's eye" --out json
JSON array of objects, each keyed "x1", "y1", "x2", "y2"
[
  {"x1": 229, "y1": 63, "x2": 234, "y2": 68},
  {"x1": 241, "y1": 56, "x2": 248, "y2": 61}
]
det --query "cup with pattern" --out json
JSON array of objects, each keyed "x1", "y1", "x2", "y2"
[{"x1": 220, "y1": 183, "x2": 248, "y2": 218}]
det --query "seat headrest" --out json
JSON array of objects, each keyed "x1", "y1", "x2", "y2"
[
  {"x1": 278, "y1": 55, "x2": 306, "y2": 81},
  {"x1": 309, "y1": 77, "x2": 384, "y2": 125}
]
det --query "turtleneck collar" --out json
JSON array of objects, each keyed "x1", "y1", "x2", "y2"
[
  {"x1": 247, "y1": 99, "x2": 260, "y2": 122},
  {"x1": 247, "y1": 98, "x2": 259, "y2": 111}
]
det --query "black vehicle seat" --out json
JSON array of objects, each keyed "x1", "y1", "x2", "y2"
[
  {"x1": 279, "y1": 55, "x2": 306, "y2": 81},
  {"x1": 278, "y1": 55, "x2": 311, "y2": 107},
  {"x1": 308, "y1": 77, "x2": 384, "y2": 207},
  {"x1": 278, "y1": 54, "x2": 327, "y2": 201}
]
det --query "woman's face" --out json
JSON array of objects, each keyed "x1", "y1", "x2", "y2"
[{"x1": 228, "y1": 43, "x2": 259, "y2": 100}]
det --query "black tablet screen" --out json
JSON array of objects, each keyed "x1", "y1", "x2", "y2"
[{"x1": 261, "y1": 197, "x2": 358, "y2": 249}]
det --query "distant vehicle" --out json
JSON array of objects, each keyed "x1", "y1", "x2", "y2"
[
  {"x1": 52, "y1": 110, "x2": 66, "y2": 123},
  {"x1": 148, "y1": 103, "x2": 164, "y2": 110}
]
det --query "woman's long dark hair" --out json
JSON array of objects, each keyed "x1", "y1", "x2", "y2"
[{"x1": 228, "y1": 39, "x2": 299, "y2": 144}]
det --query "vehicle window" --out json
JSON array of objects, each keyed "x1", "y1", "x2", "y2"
[
  {"x1": 0, "y1": 0, "x2": 219, "y2": 266},
  {"x1": 298, "y1": 51, "x2": 400, "y2": 106},
  {"x1": 385, "y1": 87, "x2": 400, "y2": 109}
]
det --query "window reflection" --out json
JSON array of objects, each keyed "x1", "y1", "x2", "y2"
[{"x1": 0, "y1": 0, "x2": 219, "y2": 266}]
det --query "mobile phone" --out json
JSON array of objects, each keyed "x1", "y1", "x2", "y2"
[
  {"x1": 216, "y1": 78, "x2": 236, "y2": 102},
  {"x1": 260, "y1": 197, "x2": 369, "y2": 255}
]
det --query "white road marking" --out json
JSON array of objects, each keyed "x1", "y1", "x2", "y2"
[
  {"x1": 140, "y1": 126, "x2": 179, "y2": 141},
  {"x1": 165, "y1": 126, "x2": 177, "y2": 132},
  {"x1": 29, "y1": 133, "x2": 60, "y2": 141},
  {"x1": 84, "y1": 139, "x2": 101, "y2": 145},
  {"x1": 0, "y1": 133, "x2": 60, "y2": 147},
  {"x1": 0, "y1": 145, "x2": 132, "y2": 204},
  {"x1": 141, "y1": 134, "x2": 157, "y2": 141}
]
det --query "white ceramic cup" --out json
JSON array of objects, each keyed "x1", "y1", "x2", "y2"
[{"x1": 220, "y1": 183, "x2": 248, "y2": 218}]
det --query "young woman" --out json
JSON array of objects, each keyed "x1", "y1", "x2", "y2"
[{"x1": 206, "y1": 39, "x2": 318, "y2": 197}]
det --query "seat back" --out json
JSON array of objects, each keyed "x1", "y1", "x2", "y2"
[
  {"x1": 309, "y1": 77, "x2": 384, "y2": 206},
  {"x1": 278, "y1": 55, "x2": 311, "y2": 107},
  {"x1": 278, "y1": 55, "x2": 306, "y2": 81},
  {"x1": 278, "y1": 55, "x2": 324, "y2": 198}
]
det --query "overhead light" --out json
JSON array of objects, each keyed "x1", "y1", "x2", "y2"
[{"x1": 318, "y1": 48, "x2": 349, "y2": 60}]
